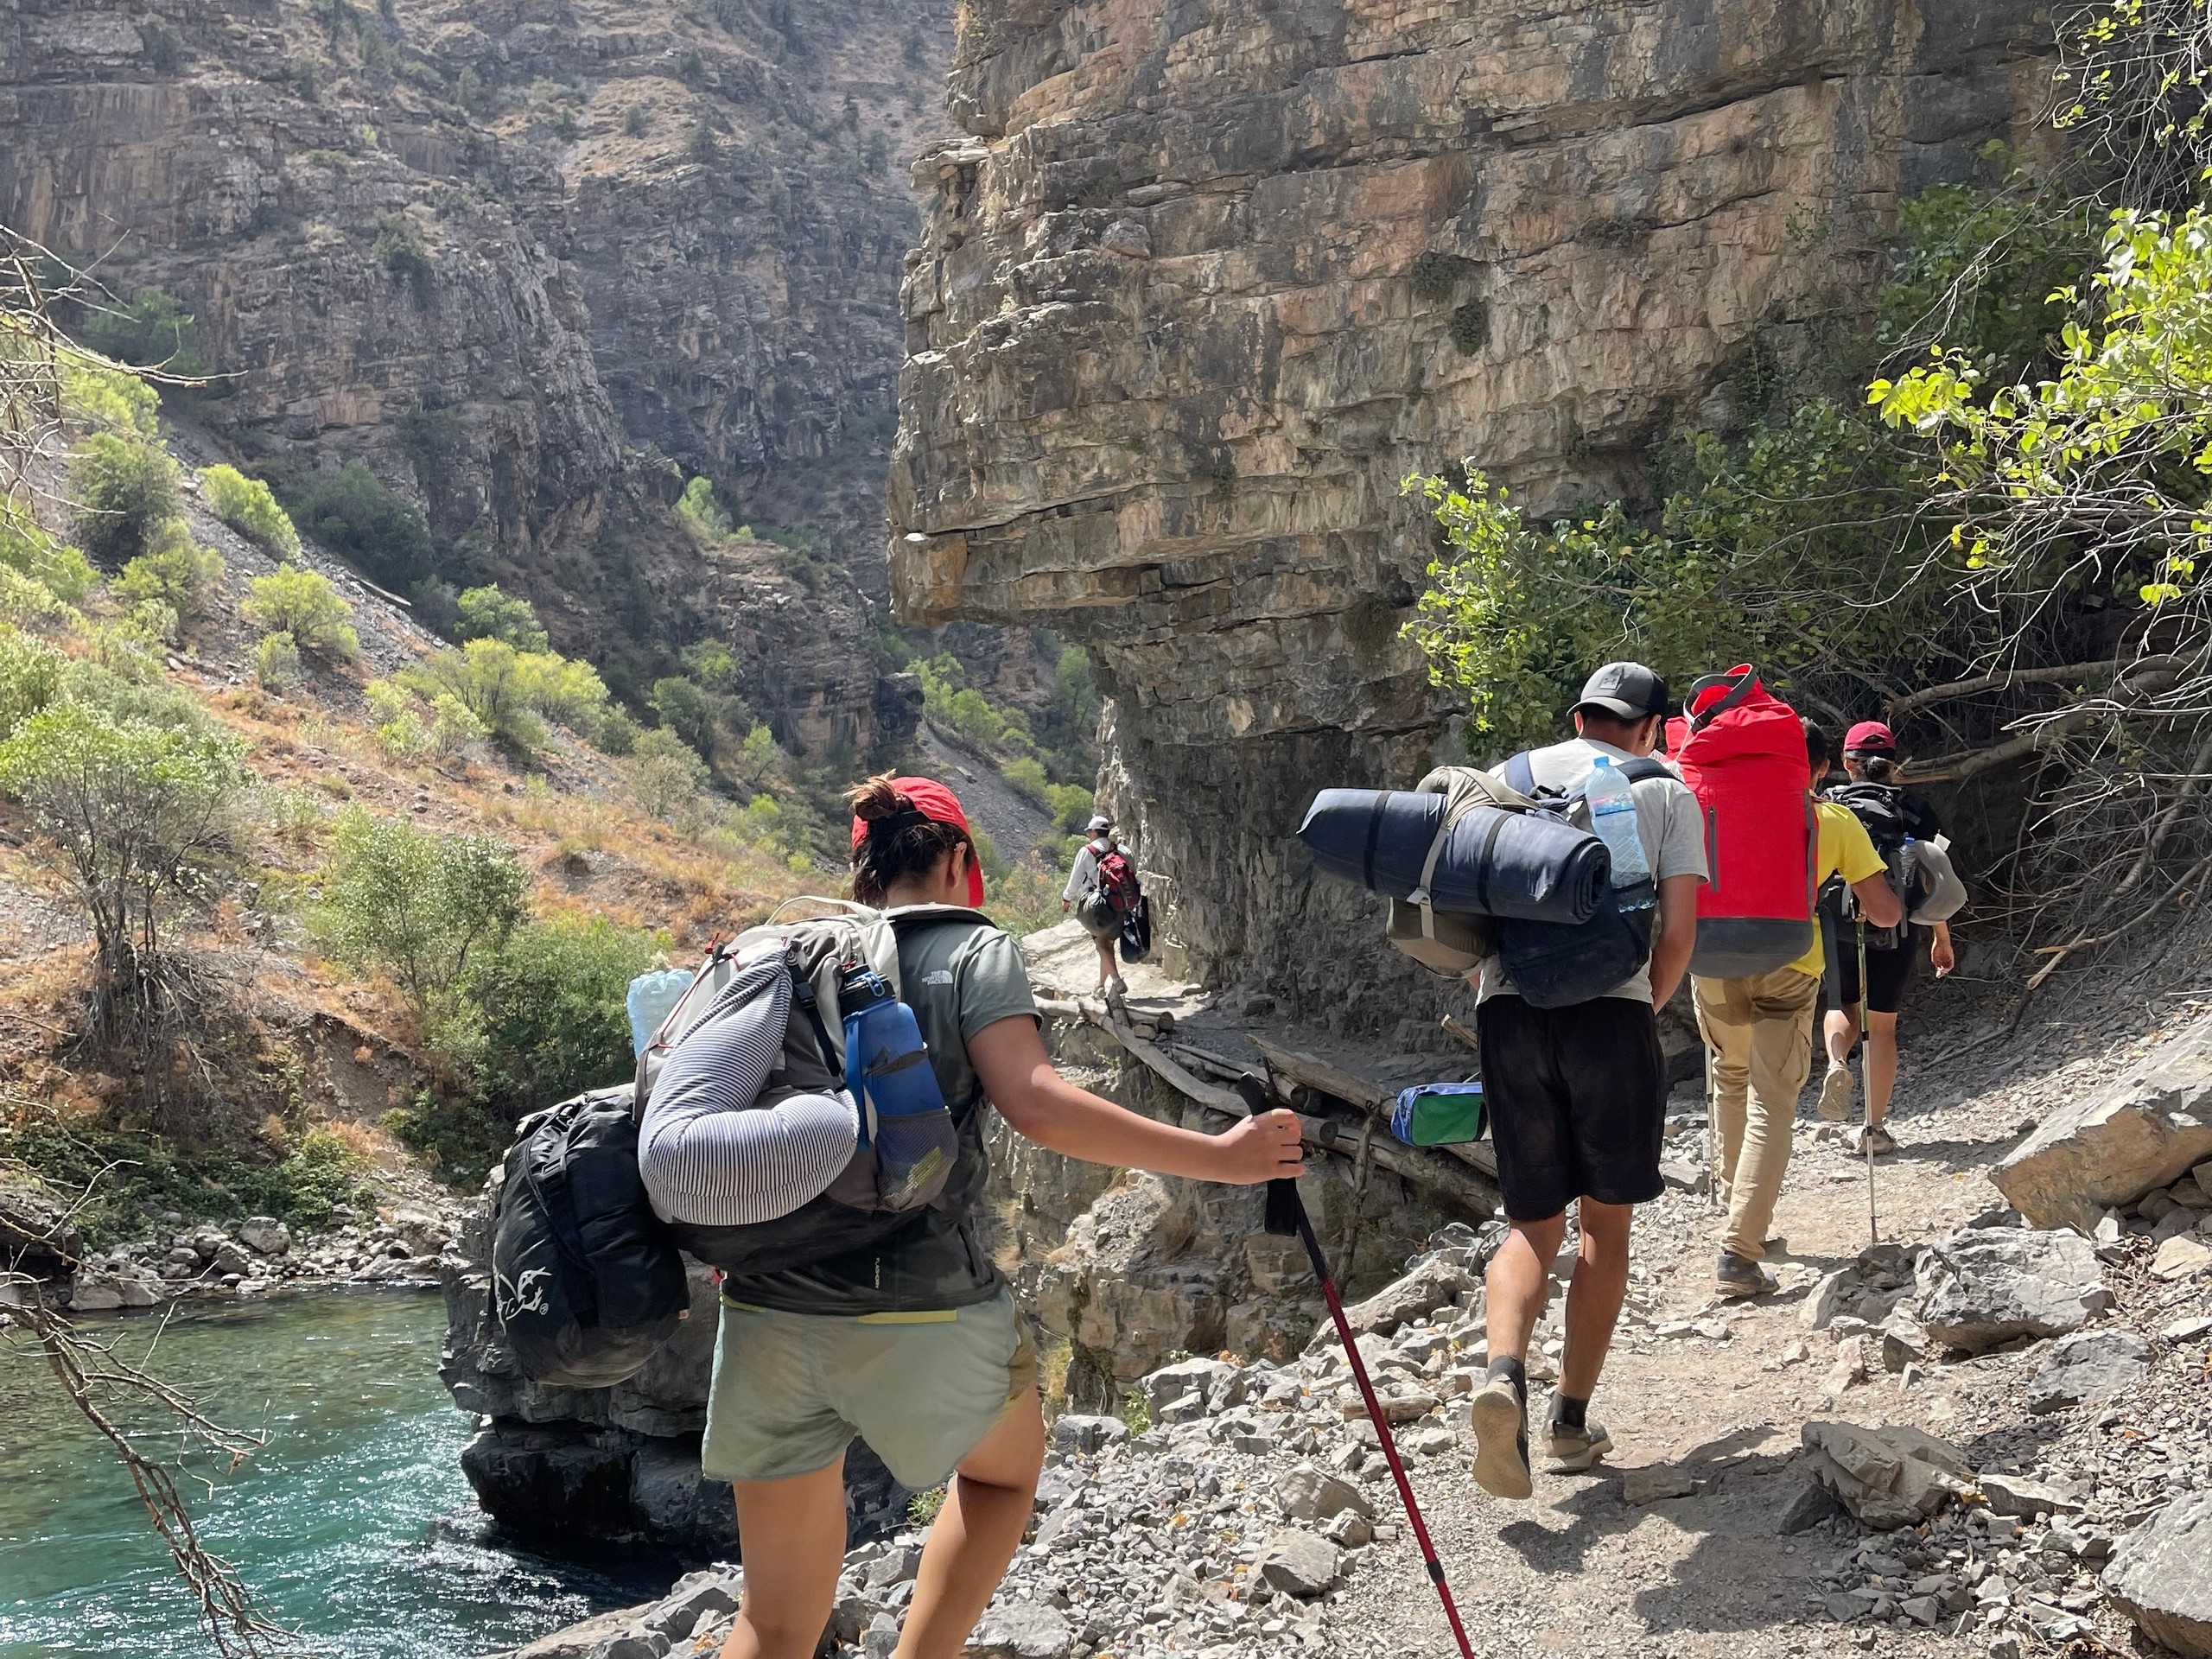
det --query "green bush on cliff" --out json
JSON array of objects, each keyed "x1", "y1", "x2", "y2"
[
  {"x1": 453, "y1": 583, "x2": 550, "y2": 652},
  {"x1": 200, "y1": 464, "x2": 302, "y2": 558},
  {"x1": 117, "y1": 523, "x2": 225, "y2": 630},
  {"x1": 398, "y1": 637, "x2": 611, "y2": 755},
  {"x1": 281, "y1": 460, "x2": 435, "y2": 589},
  {"x1": 69, "y1": 434, "x2": 181, "y2": 564},
  {"x1": 243, "y1": 563, "x2": 359, "y2": 663},
  {"x1": 78, "y1": 287, "x2": 203, "y2": 378}
]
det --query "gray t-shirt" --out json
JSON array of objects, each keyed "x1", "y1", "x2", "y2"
[
  {"x1": 720, "y1": 918, "x2": 1039, "y2": 1314},
  {"x1": 1473, "y1": 738, "x2": 1709, "y2": 1006}
]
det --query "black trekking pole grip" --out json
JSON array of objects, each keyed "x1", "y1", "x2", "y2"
[{"x1": 1268, "y1": 1179, "x2": 1478, "y2": 1659}]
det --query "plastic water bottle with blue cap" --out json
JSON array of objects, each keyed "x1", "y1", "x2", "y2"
[{"x1": 1584, "y1": 755, "x2": 1650, "y2": 888}]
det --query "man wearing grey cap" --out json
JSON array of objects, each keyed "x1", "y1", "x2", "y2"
[{"x1": 1461, "y1": 662, "x2": 1708, "y2": 1502}]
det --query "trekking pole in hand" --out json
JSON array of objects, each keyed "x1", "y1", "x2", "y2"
[
  {"x1": 1265, "y1": 1179, "x2": 1478, "y2": 1659},
  {"x1": 1857, "y1": 922, "x2": 1878, "y2": 1246}
]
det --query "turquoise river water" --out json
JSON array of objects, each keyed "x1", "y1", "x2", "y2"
[{"x1": 0, "y1": 1291, "x2": 679, "y2": 1659}]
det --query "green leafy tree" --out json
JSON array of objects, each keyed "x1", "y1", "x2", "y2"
[
  {"x1": 317, "y1": 811, "x2": 527, "y2": 1020},
  {"x1": 454, "y1": 584, "x2": 551, "y2": 652},
  {"x1": 0, "y1": 512, "x2": 98, "y2": 607},
  {"x1": 0, "y1": 696, "x2": 245, "y2": 1032},
  {"x1": 650, "y1": 673, "x2": 722, "y2": 755},
  {"x1": 243, "y1": 563, "x2": 359, "y2": 662},
  {"x1": 281, "y1": 460, "x2": 435, "y2": 588},
  {"x1": 79, "y1": 288, "x2": 203, "y2": 376},
  {"x1": 69, "y1": 433, "x2": 180, "y2": 563},
  {"x1": 628, "y1": 726, "x2": 712, "y2": 818},
  {"x1": 399, "y1": 638, "x2": 610, "y2": 754},
  {"x1": 200, "y1": 464, "x2": 302, "y2": 557},
  {"x1": 448, "y1": 918, "x2": 653, "y2": 1109}
]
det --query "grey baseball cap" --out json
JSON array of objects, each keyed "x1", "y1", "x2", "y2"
[{"x1": 1573, "y1": 661, "x2": 1669, "y2": 721}]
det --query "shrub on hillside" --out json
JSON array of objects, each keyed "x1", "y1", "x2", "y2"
[
  {"x1": 398, "y1": 638, "x2": 610, "y2": 754},
  {"x1": 446, "y1": 917, "x2": 653, "y2": 1109},
  {"x1": 200, "y1": 464, "x2": 302, "y2": 557},
  {"x1": 0, "y1": 513, "x2": 97, "y2": 607},
  {"x1": 1001, "y1": 754, "x2": 1050, "y2": 803},
  {"x1": 0, "y1": 627, "x2": 65, "y2": 741},
  {"x1": 453, "y1": 583, "x2": 550, "y2": 652},
  {"x1": 317, "y1": 810, "x2": 527, "y2": 1020},
  {"x1": 254, "y1": 630, "x2": 303, "y2": 690},
  {"x1": 1045, "y1": 783, "x2": 1095, "y2": 832},
  {"x1": 628, "y1": 726, "x2": 712, "y2": 819},
  {"x1": 69, "y1": 433, "x2": 181, "y2": 564},
  {"x1": 117, "y1": 524, "x2": 225, "y2": 629},
  {"x1": 243, "y1": 563, "x2": 359, "y2": 662},
  {"x1": 0, "y1": 695, "x2": 247, "y2": 1052},
  {"x1": 281, "y1": 460, "x2": 435, "y2": 589},
  {"x1": 365, "y1": 677, "x2": 486, "y2": 761}
]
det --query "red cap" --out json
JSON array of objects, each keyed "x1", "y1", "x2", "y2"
[
  {"x1": 1843, "y1": 721, "x2": 1897, "y2": 754},
  {"x1": 849, "y1": 776, "x2": 986, "y2": 907}
]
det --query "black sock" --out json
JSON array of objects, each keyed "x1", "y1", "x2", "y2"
[
  {"x1": 1485, "y1": 1355, "x2": 1527, "y2": 1406},
  {"x1": 1553, "y1": 1394, "x2": 1589, "y2": 1431}
]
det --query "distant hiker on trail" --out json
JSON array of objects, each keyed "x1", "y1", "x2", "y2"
[
  {"x1": 1818, "y1": 721, "x2": 1957, "y2": 1157},
  {"x1": 1692, "y1": 719, "x2": 1899, "y2": 1300},
  {"x1": 1062, "y1": 814, "x2": 1134, "y2": 996},
  {"x1": 1463, "y1": 662, "x2": 1708, "y2": 1501},
  {"x1": 701, "y1": 775, "x2": 1302, "y2": 1659}
]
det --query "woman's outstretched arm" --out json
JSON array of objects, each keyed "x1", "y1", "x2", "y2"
[{"x1": 968, "y1": 1014, "x2": 1304, "y2": 1185}]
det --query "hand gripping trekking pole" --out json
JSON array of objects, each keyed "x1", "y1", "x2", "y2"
[{"x1": 1265, "y1": 1179, "x2": 1478, "y2": 1659}]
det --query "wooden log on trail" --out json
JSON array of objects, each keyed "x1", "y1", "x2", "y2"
[
  {"x1": 1089, "y1": 1012, "x2": 1497, "y2": 1217},
  {"x1": 1249, "y1": 1035, "x2": 1501, "y2": 1184}
]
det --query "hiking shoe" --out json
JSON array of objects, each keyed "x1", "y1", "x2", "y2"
[
  {"x1": 1853, "y1": 1123, "x2": 1898, "y2": 1156},
  {"x1": 1816, "y1": 1065, "x2": 1854, "y2": 1122},
  {"x1": 1543, "y1": 1415, "x2": 1613, "y2": 1473},
  {"x1": 1715, "y1": 1249, "x2": 1776, "y2": 1300},
  {"x1": 1465, "y1": 1376, "x2": 1533, "y2": 1500}
]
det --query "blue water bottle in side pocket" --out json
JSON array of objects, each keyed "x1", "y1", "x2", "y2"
[{"x1": 841, "y1": 973, "x2": 960, "y2": 1211}]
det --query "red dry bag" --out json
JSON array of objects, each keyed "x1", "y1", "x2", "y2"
[{"x1": 1665, "y1": 665, "x2": 1816, "y2": 979}]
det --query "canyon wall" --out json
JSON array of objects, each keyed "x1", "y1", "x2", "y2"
[
  {"x1": 0, "y1": 0, "x2": 951, "y2": 753},
  {"x1": 889, "y1": 0, "x2": 2050, "y2": 1030}
]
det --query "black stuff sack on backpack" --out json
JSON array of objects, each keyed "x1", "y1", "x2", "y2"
[
  {"x1": 1821, "y1": 780, "x2": 1923, "y2": 951},
  {"x1": 492, "y1": 1086, "x2": 690, "y2": 1389},
  {"x1": 1119, "y1": 893, "x2": 1154, "y2": 963}
]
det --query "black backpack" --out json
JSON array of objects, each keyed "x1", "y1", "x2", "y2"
[
  {"x1": 491, "y1": 1087, "x2": 690, "y2": 1387},
  {"x1": 1822, "y1": 781, "x2": 1921, "y2": 950},
  {"x1": 1493, "y1": 752, "x2": 1669, "y2": 1008}
]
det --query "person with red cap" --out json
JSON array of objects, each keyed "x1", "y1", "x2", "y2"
[
  {"x1": 1817, "y1": 722, "x2": 1955, "y2": 1154},
  {"x1": 704, "y1": 772, "x2": 1306, "y2": 1659}
]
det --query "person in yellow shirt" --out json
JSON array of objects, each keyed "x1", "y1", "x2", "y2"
[{"x1": 1691, "y1": 721, "x2": 1901, "y2": 1299}]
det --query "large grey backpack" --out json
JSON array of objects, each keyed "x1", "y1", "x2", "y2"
[{"x1": 631, "y1": 899, "x2": 990, "y2": 1275}]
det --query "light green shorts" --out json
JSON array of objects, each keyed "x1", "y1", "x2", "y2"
[{"x1": 701, "y1": 1288, "x2": 1039, "y2": 1490}]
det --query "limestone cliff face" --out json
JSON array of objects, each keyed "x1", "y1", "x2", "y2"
[
  {"x1": 889, "y1": 0, "x2": 2047, "y2": 1028},
  {"x1": 0, "y1": 0, "x2": 948, "y2": 754}
]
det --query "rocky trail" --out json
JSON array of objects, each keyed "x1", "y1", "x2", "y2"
[{"x1": 518, "y1": 944, "x2": 2210, "y2": 1659}]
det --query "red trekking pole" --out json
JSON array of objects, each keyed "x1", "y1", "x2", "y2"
[{"x1": 1266, "y1": 1179, "x2": 1478, "y2": 1659}]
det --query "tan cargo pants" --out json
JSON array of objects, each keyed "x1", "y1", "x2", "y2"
[{"x1": 1691, "y1": 966, "x2": 1822, "y2": 1262}]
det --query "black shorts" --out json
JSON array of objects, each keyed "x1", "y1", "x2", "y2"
[
  {"x1": 1833, "y1": 930, "x2": 1915, "y2": 1015},
  {"x1": 1475, "y1": 995, "x2": 1665, "y2": 1222}
]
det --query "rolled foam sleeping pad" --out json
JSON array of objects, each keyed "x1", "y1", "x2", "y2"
[{"x1": 1296, "y1": 788, "x2": 1610, "y2": 924}]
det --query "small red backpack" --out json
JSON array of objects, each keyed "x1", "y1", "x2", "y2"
[
  {"x1": 1094, "y1": 847, "x2": 1140, "y2": 913},
  {"x1": 1666, "y1": 665, "x2": 1816, "y2": 979}
]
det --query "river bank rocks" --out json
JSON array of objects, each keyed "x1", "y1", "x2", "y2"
[{"x1": 33, "y1": 1200, "x2": 461, "y2": 1313}]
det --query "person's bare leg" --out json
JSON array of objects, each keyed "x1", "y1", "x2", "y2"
[
  {"x1": 1558, "y1": 1199, "x2": 1631, "y2": 1402},
  {"x1": 1823, "y1": 1006, "x2": 1859, "y2": 1070},
  {"x1": 895, "y1": 1391, "x2": 1046, "y2": 1659},
  {"x1": 1862, "y1": 1011, "x2": 1900, "y2": 1128},
  {"x1": 1093, "y1": 933, "x2": 1116, "y2": 992},
  {"x1": 720, "y1": 1459, "x2": 849, "y2": 1659},
  {"x1": 1484, "y1": 1214, "x2": 1567, "y2": 1368}
]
